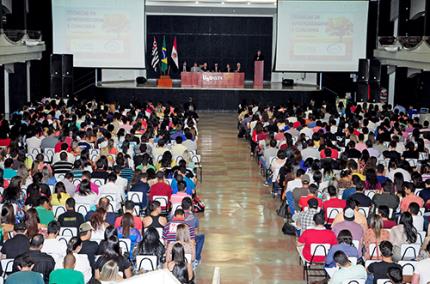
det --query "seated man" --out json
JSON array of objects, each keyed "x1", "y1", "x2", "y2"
[
  {"x1": 1, "y1": 223, "x2": 30, "y2": 259},
  {"x1": 332, "y1": 208, "x2": 364, "y2": 244},
  {"x1": 41, "y1": 221, "x2": 67, "y2": 266},
  {"x1": 296, "y1": 198, "x2": 321, "y2": 232},
  {"x1": 6, "y1": 254, "x2": 44, "y2": 284},
  {"x1": 52, "y1": 152, "x2": 73, "y2": 175},
  {"x1": 149, "y1": 171, "x2": 172, "y2": 210},
  {"x1": 329, "y1": 251, "x2": 367, "y2": 284},
  {"x1": 400, "y1": 182, "x2": 424, "y2": 212},
  {"x1": 297, "y1": 212, "x2": 337, "y2": 263},
  {"x1": 14, "y1": 234, "x2": 55, "y2": 283},
  {"x1": 349, "y1": 180, "x2": 372, "y2": 207},
  {"x1": 368, "y1": 241, "x2": 402, "y2": 284},
  {"x1": 98, "y1": 172, "x2": 123, "y2": 211},
  {"x1": 298, "y1": 184, "x2": 322, "y2": 210},
  {"x1": 58, "y1": 198, "x2": 85, "y2": 229},
  {"x1": 163, "y1": 209, "x2": 195, "y2": 245},
  {"x1": 171, "y1": 167, "x2": 196, "y2": 196},
  {"x1": 170, "y1": 181, "x2": 191, "y2": 207},
  {"x1": 78, "y1": 223, "x2": 99, "y2": 270},
  {"x1": 35, "y1": 197, "x2": 55, "y2": 226},
  {"x1": 182, "y1": 197, "x2": 204, "y2": 266},
  {"x1": 332, "y1": 200, "x2": 368, "y2": 232},
  {"x1": 323, "y1": 185, "x2": 346, "y2": 224},
  {"x1": 49, "y1": 254, "x2": 85, "y2": 284}
]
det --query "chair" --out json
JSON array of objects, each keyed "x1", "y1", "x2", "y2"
[
  {"x1": 0, "y1": 259, "x2": 14, "y2": 277},
  {"x1": 299, "y1": 243, "x2": 331, "y2": 284},
  {"x1": 398, "y1": 260, "x2": 416, "y2": 276},
  {"x1": 31, "y1": 148, "x2": 42, "y2": 156},
  {"x1": 53, "y1": 205, "x2": 67, "y2": 218},
  {"x1": 175, "y1": 156, "x2": 184, "y2": 164},
  {"x1": 417, "y1": 231, "x2": 427, "y2": 244},
  {"x1": 153, "y1": 195, "x2": 169, "y2": 213},
  {"x1": 128, "y1": 192, "x2": 143, "y2": 204},
  {"x1": 364, "y1": 190, "x2": 376, "y2": 199},
  {"x1": 418, "y1": 208, "x2": 425, "y2": 216},
  {"x1": 60, "y1": 227, "x2": 77, "y2": 237},
  {"x1": 406, "y1": 158, "x2": 418, "y2": 168},
  {"x1": 56, "y1": 236, "x2": 72, "y2": 246},
  {"x1": 171, "y1": 203, "x2": 182, "y2": 214},
  {"x1": 400, "y1": 243, "x2": 420, "y2": 260},
  {"x1": 76, "y1": 204, "x2": 90, "y2": 216},
  {"x1": 73, "y1": 178, "x2": 82, "y2": 186},
  {"x1": 376, "y1": 279, "x2": 392, "y2": 284},
  {"x1": 133, "y1": 205, "x2": 140, "y2": 216},
  {"x1": 326, "y1": 207, "x2": 343, "y2": 221},
  {"x1": 348, "y1": 257, "x2": 358, "y2": 265},
  {"x1": 91, "y1": 178, "x2": 105, "y2": 186},
  {"x1": 352, "y1": 240, "x2": 360, "y2": 250},
  {"x1": 119, "y1": 238, "x2": 131, "y2": 256},
  {"x1": 44, "y1": 148, "x2": 55, "y2": 162},
  {"x1": 54, "y1": 173, "x2": 65, "y2": 181},
  {"x1": 342, "y1": 280, "x2": 365, "y2": 284},
  {"x1": 358, "y1": 207, "x2": 370, "y2": 218},
  {"x1": 136, "y1": 255, "x2": 157, "y2": 271}
]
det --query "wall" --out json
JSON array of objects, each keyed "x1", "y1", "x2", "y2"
[{"x1": 146, "y1": 15, "x2": 273, "y2": 81}]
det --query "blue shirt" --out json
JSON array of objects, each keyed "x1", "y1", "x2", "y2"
[
  {"x1": 171, "y1": 176, "x2": 195, "y2": 195},
  {"x1": 3, "y1": 168, "x2": 17, "y2": 179},
  {"x1": 325, "y1": 243, "x2": 360, "y2": 268},
  {"x1": 342, "y1": 187, "x2": 356, "y2": 200}
]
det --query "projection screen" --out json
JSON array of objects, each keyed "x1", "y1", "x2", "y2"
[
  {"x1": 275, "y1": 0, "x2": 369, "y2": 72},
  {"x1": 52, "y1": 0, "x2": 146, "y2": 68}
]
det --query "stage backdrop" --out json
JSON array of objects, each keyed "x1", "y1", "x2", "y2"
[{"x1": 146, "y1": 16, "x2": 273, "y2": 81}]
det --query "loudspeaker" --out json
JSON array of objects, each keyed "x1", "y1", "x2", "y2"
[
  {"x1": 358, "y1": 59, "x2": 370, "y2": 82},
  {"x1": 282, "y1": 79, "x2": 294, "y2": 87},
  {"x1": 357, "y1": 82, "x2": 380, "y2": 102},
  {"x1": 136, "y1": 76, "x2": 147, "y2": 85},
  {"x1": 62, "y1": 54, "x2": 73, "y2": 77},
  {"x1": 50, "y1": 54, "x2": 62, "y2": 76},
  {"x1": 369, "y1": 60, "x2": 381, "y2": 82},
  {"x1": 62, "y1": 76, "x2": 74, "y2": 97},
  {"x1": 50, "y1": 76, "x2": 62, "y2": 97},
  {"x1": 50, "y1": 54, "x2": 74, "y2": 97}
]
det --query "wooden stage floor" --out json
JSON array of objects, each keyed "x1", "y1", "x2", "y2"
[{"x1": 193, "y1": 112, "x2": 304, "y2": 283}]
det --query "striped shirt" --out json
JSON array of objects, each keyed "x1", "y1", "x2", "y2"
[{"x1": 162, "y1": 219, "x2": 195, "y2": 243}]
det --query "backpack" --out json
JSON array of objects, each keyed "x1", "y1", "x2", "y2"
[
  {"x1": 282, "y1": 222, "x2": 297, "y2": 236},
  {"x1": 193, "y1": 195, "x2": 205, "y2": 213}
]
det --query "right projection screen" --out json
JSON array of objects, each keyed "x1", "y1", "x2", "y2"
[{"x1": 275, "y1": 0, "x2": 369, "y2": 72}]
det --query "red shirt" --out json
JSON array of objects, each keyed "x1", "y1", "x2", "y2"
[
  {"x1": 323, "y1": 198, "x2": 346, "y2": 223},
  {"x1": 149, "y1": 182, "x2": 172, "y2": 203},
  {"x1": 298, "y1": 228, "x2": 337, "y2": 262},
  {"x1": 114, "y1": 215, "x2": 143, "y2": 231},
  {"x1": 299, "y1": 194, "x2": 323, "y2": 209},
  {"x1": 382, "y1": 219, "x2": 397, "y2": 229}
]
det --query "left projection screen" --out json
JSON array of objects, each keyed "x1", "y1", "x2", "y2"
[{"x1": 52, "y1": 0, "x2": 145, "y2": 68}]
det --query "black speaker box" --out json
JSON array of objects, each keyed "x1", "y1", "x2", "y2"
[
  {"x1": 62, "y1": 54, "x2": 73, "y2": 77},
  {"x1": 136, "y1": 76, "x2": 147, "y2": 85},
  {"x1": 50, "y1": 76, "x2": 62, "y2": 97},
  {"x1": 62, "y1": 76, "x2": 74, "y2": 97},
  {"x1": 282, "y1": 79, "x2": 294, "y2": 87},
  {"x1": 50, "y1": 54, "x2": 62, "y2": 77},
  {"x1": 358, "y1": 59, "x2": 370, "y2": 82}
]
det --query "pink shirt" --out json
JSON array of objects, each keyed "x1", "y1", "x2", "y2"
[{"x1": 170, "y1": 192, "x2": 191, "y2": 205}]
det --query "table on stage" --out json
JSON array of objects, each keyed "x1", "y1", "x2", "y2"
[{"x1": 181, "y1": 72, "x2": 245, "y2": 88}]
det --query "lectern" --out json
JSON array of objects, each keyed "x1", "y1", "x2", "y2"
[{"x1": 254, "y1": 61, "x2": 264, "y2": 88}]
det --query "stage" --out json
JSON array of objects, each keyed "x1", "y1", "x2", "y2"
[{"x1": 96, "y1": 80, "x2": 324, "y2": 110}]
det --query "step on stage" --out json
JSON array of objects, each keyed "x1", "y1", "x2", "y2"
[{"x1": 96, "y1": 80, "x2": 324, "y2": 110}]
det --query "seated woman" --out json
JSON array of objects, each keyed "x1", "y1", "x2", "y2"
[
  {"x1": 135, "y1": 227, "x2": 166, "y2": 269},
  {"x1": 74, "y1": 179, "x2": 98, "y2": 206},
  {"x1": 389, "y1": 212, "x2": 418, "y2": 261},
  {"x1": 97, "y1": 225, "x2": 118, "y2": 255},
  {"x1": 94, "y1": 236, "x2": 132, "y2": 279},
  {"x1": 117, "y1": 213, "x2": 142, "y2": 256},
  {"x1": 363, "y1": 215, "x2": 390, "y2": 260},
  {"x1": 143, "y1": 201, "x2": 168, "y2": 230},
  {"x1": 1, "y1": 203, "x2": 16, "y2": 241},
  {"x1": 98, "y1": 260, "x2": 124, "y2": 283},
  {"x1": 50, "y1": 182, "x2": 71, "y2": 206},
  {"x1": 167, "y1": 243, "x2": 194, "y2": 284},
  {"x1": 325, "y1": 229, "x2": 360, "y2": 268},
  {"x1": 90, "y1": 208, "x2": 110, "y2": 241},
  {"x1": 166, "y1": 224, "x2": 196, "y2": 264}
]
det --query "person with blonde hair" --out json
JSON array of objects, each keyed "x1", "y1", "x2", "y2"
[
  {"x1": 99, "y1": 260, "x2": 123, "y2": 283},
  {"x1": 165, "y1": 224, "x2": 195, "y2": 263},
  {"x1": 363, "y1": 214, "x2": 390, "y2": 259}
]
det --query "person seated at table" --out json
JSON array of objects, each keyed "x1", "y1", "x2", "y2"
[
  {"x1": 190, "y1": 63, "x2": 201, "y2": 72},
  {"x1": 201, "y1": 62, "x2": 209, "y2": 72},
  {"x1": 182, "y1": 61, "x2": 188, "y2": 72},
  {"x1": 225, "y1": 64, "x2": 232, "y2": 73},
  {"x1": 212, "y1": 63, "x2": 220, "y2": 72},
  {"x1": 235, "y1": 62, "x2": 242, "y2": 73}
]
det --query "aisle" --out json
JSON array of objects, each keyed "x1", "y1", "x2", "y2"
[{"x1": 194, "y1": 112, "x2": 303, "y2": 284}]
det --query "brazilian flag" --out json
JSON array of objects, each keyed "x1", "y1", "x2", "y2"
[{"x1": 160, "y1": 36, "x2": 168, "y2": 74}]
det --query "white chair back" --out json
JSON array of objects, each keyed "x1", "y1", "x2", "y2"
[
  {"x1": 400, "y1": 244, "x2": 420, "y2": 260},
  {"x1": 76, "y1": 204, "x2": 91, "y2": 216},
  {"x1": 368, "y1": 243, "x2": 380, "y2": 259},
  {"x1": 60, "y1": 227, "x2": 77, "y2": 237},
  {"x1": 136, "y1": 255, "x2": 158, "y2": 271},
  {"x1": 91, "y1": 178, "x2": 105, "y2": 186},
  {"x1": 128, "y1": 192, "x2": 143, "y2": 204},
  {"x1": 376, "y1": 279, "x2": 392, "y2": 284},
  {"x1": 309, "y1": 243, "x2": 330, "y2": 260},
  {"x1": 398, "y1": 260, "x2": 417, "y2": 276},
  {"x1": 53, "y1": 205, "x2": 67, "y2": 218},
  {"x1": 153, "y1": 195, "x2": 168, "y2": 207},
  {"x1": 0, "y1": 259, "x2": 14, "y2": 277},
  {"x1": 416, "y1": 231, "x2": 426, "y2": 244},
  {"x1": 342, "y1": 280, "x2": 365, "y2": 284},
  {"x1": 56, "y1": 236, "x2": 72, "y2": 246},
  {"x1": 358, "y1": 207, "x2": 370, "y2": 218},
  {"x1": 119, "y1": 238, "x2": 131, "y2": 255},
  {"x1": 326, "y1": 207, "x2": 343, "y2": 220}
]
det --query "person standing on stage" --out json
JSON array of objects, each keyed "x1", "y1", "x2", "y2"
[
  {"x1": 212, "y1": 63, "x2": 220, "y2": 73},
  {"x1": 190, "y1": 62, "x2": 201, "y2": 72},
  {"x1": 182, "y1": 62, "x2": 188, "y2": 72},
  {"x1": 254, "y1": 50, "x2": 264, "y2": 61},
  {"x1": 201, "y1": 62, "x2": 209, "y2": 72},
  {"x1": 235, "y1": 62, "x2": 242, "y2": 73},
  {"x1": 225, "y1": 64, "x2": 232, "y2": 73}
]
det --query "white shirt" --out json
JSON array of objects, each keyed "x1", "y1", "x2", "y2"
[
  {"x1": 42, "y1": 238, "x2": 67, "y2": 267},
  {"x1": 99, "y1": 182, "x2": 123, "y2": 211},
  {"x1": 286, "y1": 178, "x2": 303, "y2": 193},
  {"x1": 301, "y1": 147, "x2": 321, "y2": 160},
  {"x1": 115, "y1": 175, "x2": 128, "y2": 193},
  {"x1": 414, "y1": 258, "x2": 430, "y2": 284},
  {"x1": 182, "y1": 140, "x2": 197, "y2": 153},
  {"x1": 26, "y1": 136, "x2": 42, "y2": 153},
  {"x1": 170, "y1": 144, "x2": 188, "y2": 159},
  {"x1": 74, "y1": 193, "x2": 99, "y2": 206},
  {"x1": 412, "y1": 215, "x2": 424, "y2": 231},
  {"x1": 387, "y1": 168, "x2": 411, "y2": 182}
]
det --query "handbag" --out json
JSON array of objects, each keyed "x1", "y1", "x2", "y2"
[
  {"x1": 282, "y1": 222, "x2": 296, "y2": 236},
  {"x1": 276, "y1": 199, "x2": 289, "y2": 219}
]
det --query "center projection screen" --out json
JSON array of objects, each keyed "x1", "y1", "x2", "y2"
[
  {"x1": 275, "y1": 0, "x2": 369, "y2": 72},
  {"x1": 52, "y1": 0, "x2": 146, "y2": 68}
]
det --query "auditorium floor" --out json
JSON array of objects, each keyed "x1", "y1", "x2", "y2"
[{"x1": 194, "y1": 112, "x2": 303, "y2": 284}]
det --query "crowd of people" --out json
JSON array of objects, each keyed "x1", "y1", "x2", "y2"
[
  {"x1": 238, "y1": 100, "x2": 430, "y2": 284},
  {"x1": 0, "y1": 96, "x2": 204, "y2": 284}
]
